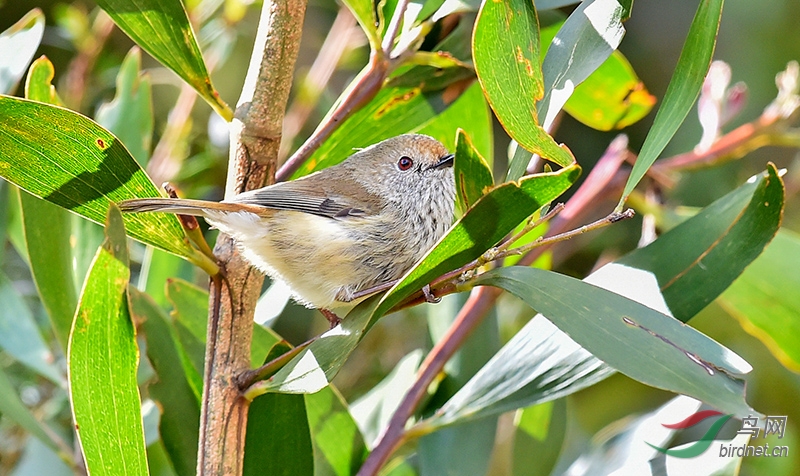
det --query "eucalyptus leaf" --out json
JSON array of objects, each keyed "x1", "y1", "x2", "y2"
[
  {"x1": 472, "y1": 0, "x2": 575, "y2": 168},
  {"x1": 452, "y1": 128, "x2": 493, "y2": 213},
  {"x1": 68, "y1": 205, "x2": 148, "y2": 476},
  {"x1": 423, "y1": 165, "x2": 783, "y2": 428},
  {"x1": 619, "y1": 0, "x2": 724, "y2": 205},
  {"x1": 94, "y1": 0, "x2": 232, "y2": 120},
  {"x1": 0, "y1": 96, "x2": 200, "y2": 262}
]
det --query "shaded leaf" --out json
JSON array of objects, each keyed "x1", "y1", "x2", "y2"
[
  {"x1": 620, "y1": 0, "x2": 724, "y2": 205},
  {"x1": 68, "y1": 205, "x2": 148, "y2": 476},
  {"x1": 472, "y1": 0, "x2": 575, "y2": 168},
  {"x1": 419, "y1": 294, "x2": 499, "y2": 476},
  {"x1": 564, "y1": 51, "x2": 656, "y2": 130},
  {"x1": 94, "y1": 0, "x2": 232, "y2": 120},
  {"x1": 0, "y1": 96, "x2": 199, "y2": 261},
  {"x1": 452, "y1": 128, "x2": 493, "y2": 212},
  {"x1": 95, "y1": 47, "x2": 154, "y2": 167},
  {"x1": 511, "y1": 399, "x2": 566, "y2": 476},
  {"x1": 351, "y1": 350, "x2": 423, "y2": 448},
  {"x1": 475, "y1": 265, "x2": 753, "y2": 416},
  {"x1": 426, "y1": 165, "x2": 782, "y2": 427},
  {"x1": 718, "y1": 229, "x2": 800, "y2": 372},
  {"x1": 0, "y1": 9, "x2": 44, "y2": 94},
  {"x1": 130, "y1": 288, "x2": 199, "y2": 476},
  {"x1": 0, "y1": 366, "x2": 68, "y2": 460},
  {"x1": 243, "y1": 394, "x2": 314, "y2": 476},
  {"x1": 0, "y1": 271, "x2": 64, "y2": 385},
  {"x1": 8, "y1": 435, "x2": 74, "y2": 476}
]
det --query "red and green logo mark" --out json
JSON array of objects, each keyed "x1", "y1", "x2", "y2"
[{"x1": 647, "y1": 410, "x2": 733, "y2": 458}]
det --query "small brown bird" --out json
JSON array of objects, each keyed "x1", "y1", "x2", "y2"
[{"x1": 120, "y1": 134, "x2": 455, "y2": 313}]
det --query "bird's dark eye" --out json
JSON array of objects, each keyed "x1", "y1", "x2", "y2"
[{"x1": 397, "y1": 156, "x2": 414, "y2": 171}]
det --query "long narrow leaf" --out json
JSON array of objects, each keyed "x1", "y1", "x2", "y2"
[
  {"x1": 94, "y1": 0, "x2": 232, "y2": 120},
  {"x1": 619, "y1": 0, "x2": 724, "y2": 205},
  {"x1": 68, "y1": 205, "x2": 148, "y2": 476}
]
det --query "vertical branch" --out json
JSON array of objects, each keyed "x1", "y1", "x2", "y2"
[{"x1": 197, "y1": 0, "x2": 306, "y2": 475}]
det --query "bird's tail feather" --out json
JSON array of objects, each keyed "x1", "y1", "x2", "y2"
[{"x1": 118, "y1": 198, "x2": 256, "y2": 216}]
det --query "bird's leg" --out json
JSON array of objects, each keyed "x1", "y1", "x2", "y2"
[
  {"x1": 422, "y1": 284, "x2": 440, "y2": 304},
  {"x1": 319, "y1": 308, "x2": 342, "y2": 329}
]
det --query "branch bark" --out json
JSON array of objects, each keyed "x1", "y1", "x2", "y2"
[{"x1": 197, "y1": 0, "x2": 306, "y2": 474}]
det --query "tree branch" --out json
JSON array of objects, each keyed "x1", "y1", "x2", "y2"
[{"x1": 197, "y1": 0, "x2": 306, "y2": 474}]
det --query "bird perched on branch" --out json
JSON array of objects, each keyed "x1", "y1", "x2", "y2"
[{"x1": 120, "y1": 134, "x2": 455, "y2": 321}]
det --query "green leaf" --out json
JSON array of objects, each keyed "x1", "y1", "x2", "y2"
[
  {"x1": 243, "y1": 394, "x2": 314, "y2": 476},
  {"x1": 619, "y1": 0, "x2": 724, "y2": 206},
  {"x1": 0, "y1": 96, "x2": 199, "y2": 261},
  {"x1": 8, "y1": 435, "x2": 74, "y2": 476},
  {"x1": 426, "y1": 165, "x2": 783, "y2": 427},
  {"x1": 18, "y1": 56, "x2": 76, "y2": 350},
  {"x1": 305, "y1": 387, "x2": 368, "y2": 475},
  {"x1": 472, "y1": 0, "x2": 575, "y2": 168},
  {"x1": 453, "y1": 129, "x2": 493, "y2": 212},
  {"x1": 718, "y1": 229, "x2": 800, "y2": 372},
  {"x1": 0, "y1": 9, "x2": 45, "y2": 94},
  {"x1": 94, "y1": 0, "x2": 232, "y2": 120},
  {"x1": 138, "y1": 246, "x2": 194, "y2": 308},
  {"x1": 417, "y1": 82, "x2": 494, "y2": 163},
  {"x1": 372, "y1": 164, "x2": 580, "y2": 324},
  {"x1": 0, "y1": 270, "x2": 64, "y2": 385},
  {"x1": 68, "y1": 205, "x2": 149, "y2": 476},
  {"x1": 511, "y1": 399, "x2": 566, "y2": 476},
  {"x1": 342, "y1": 0, "x2": 381, "y2": 50},
  {"x1": 0, "y1": 366, "x2": 69, "y2": 460},
  {"x1": 563, "y1": 51, "x2": 656, "y2": 130},
  {"x1": 538, "y1": 0, "x2": 626, "y2": 131},
  {"x1": 129, "y1": 288, "x2": 199, "y2": 476},
  {"x1": 95, "y1": 47, "x2": 154, "y2": 167},
  {"x1": 474, "y1": 265, "x2": 753, "y2": 416},
  {"x1": 617, "y1": 164, "x2": 784, "y2": 321}
]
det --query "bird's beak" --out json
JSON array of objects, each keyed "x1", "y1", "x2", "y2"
[{"x1": 432, "y1": 153, "x2": 455, "y2": 169}]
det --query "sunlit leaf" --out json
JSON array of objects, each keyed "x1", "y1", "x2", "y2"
[
  {"x1": 619, "y1": 0, "x2": 724, "y2": 205},
  {"x1": 538, "y1": 0, "x2": 626, "y2": 131},
  {"x1": 564, "y1": 51, "x2": 656, "y2": 130},
  {"x1": 342, "y1": 0, "x2": 381, "y2": 50},
  {"x1": 68, "y1": 205, "x2": 148, "y2": 476},
  {"x1": 0, "y1": 96, "x2": 200, "y2": 261},
  {"x1": 472, "y1": 0, "x2": 575, "y2": 168},
  {"x1": 0, "y1": 9, "x2": 44, "y2": 94},
  {"x1": 305, "y1": 387, "x2": 368, "y2": 475},
  {"x1": 511, "y1": 399, "x2": 566, "y2": 476},
  {"x1": 94, "y1": 0, "x2": 233, "y2": 120}
]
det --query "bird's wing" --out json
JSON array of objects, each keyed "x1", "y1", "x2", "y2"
[{"x1": 228, "y1": 178, "x2": 377, "y2": 219}]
